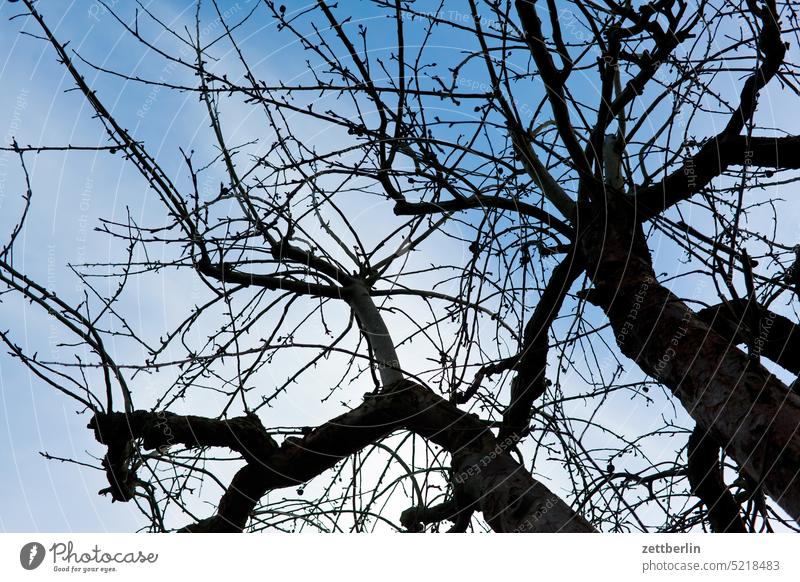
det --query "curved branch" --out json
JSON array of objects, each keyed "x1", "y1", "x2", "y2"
[
  {"x1": 638, "y1": 136, "x2": 800, "y2": 218},
  {"x1": 579, "y1": 197, "x2": 800, "y2": 522},
  {"x1": 687, "y1": 425, "x2": 747, "y2": 533},
  {"x1": 696, "y1": 298, "x2": 800, "y2": 381},
  {"x1": 636, "y1": 0, "x2": 788, "y2": 219},
  {"x1": 107, "y1": 381, "x2": 597, "y2": 532}
]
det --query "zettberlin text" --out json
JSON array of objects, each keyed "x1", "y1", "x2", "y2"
[{"x1": 642, "y1": 543, "x2": 701, "y2": 554}]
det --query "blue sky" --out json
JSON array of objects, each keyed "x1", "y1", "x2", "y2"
[
  {"x1": 1, "y1": 0, "x2": 799, "y2": 532},
  {"x1": 0, "y1": 2, "x2": 153, "y2": 531}
]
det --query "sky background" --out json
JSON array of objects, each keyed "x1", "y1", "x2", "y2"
[
  {"x1": 0, "y1": 0, "x2": 436, "y2": 532},
  {"x1": 1, "y1": 0, "x2": 799, "y2": 532},
  {"x1": 0, "y1": 2, "x2": 147, "y2": 531}
]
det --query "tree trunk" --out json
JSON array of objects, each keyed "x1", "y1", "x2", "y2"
[{"x1": 579, "y1": 198, "x2": 800, "y2": 521}]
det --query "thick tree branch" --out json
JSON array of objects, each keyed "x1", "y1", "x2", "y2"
[
  {"x1": 196, "y1": 258, "x2": 343, "y2": 299},
  {"x1": 399, "y1": 499, "x2": 471, "y2": 533},
  {"x1": 510, "y1": 129, "x2": 577, "y2": 219},
  {"x1": 89, "y1": 411, "x2": 278, "y2": 503},
  {"x1": 499, "y1": 248, "x2": 583, "y2": 443},
  {"x1": 637, "y1": 136, "x2": 800, "y2": 218},
  {"x1": 98, "y1": 381, "x2": 594, "y2": 532},
  {"x1": 579, "y1": 196, "x2": 800, "y2": 522},
  {"x1": 394, "y1": 195, "x2": 575, "y2": 240},
  {"x1": 687, "y1": 425, "x2": 747, "y2": 533},
  {"x1": 344, "y1": 281, "x2": 404, "y2": 385},
  {"x1": 636, "y1": 0, "x2": 787, "y2": 218},
  {"x1": 696, "y1": 298, "x2": 800, "y2": 380}
]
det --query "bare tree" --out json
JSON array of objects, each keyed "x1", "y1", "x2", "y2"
[{"x1": 2, "y1": 0, "x2": 800, "y2": 532}]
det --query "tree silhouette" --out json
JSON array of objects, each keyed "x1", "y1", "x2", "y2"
[{"x1": 2, "y1": 0, "x2": 800, "y2": 532}]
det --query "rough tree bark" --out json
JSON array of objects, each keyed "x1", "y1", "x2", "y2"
[
  {"x1": 4, "y1": 0, "x2": 800, "y2": 534},
  {"x1": 579, "y1": 195, "x2": 800, "y2": 521},
  {"x1": 91, "y1": 380, "x2": 594, "y2": 532}
]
